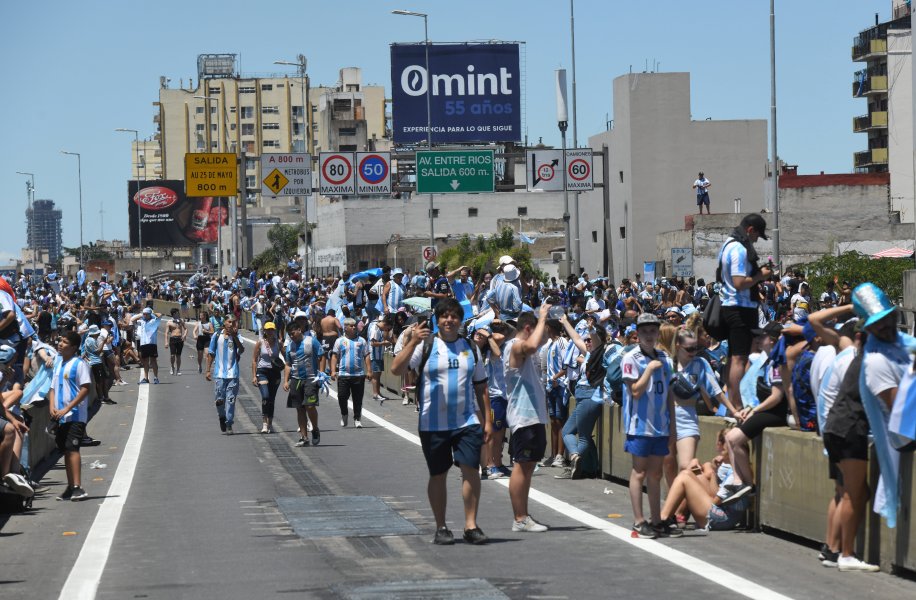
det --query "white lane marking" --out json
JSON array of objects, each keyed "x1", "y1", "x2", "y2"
[
  {"x1": 58, "y1": 383, "x2": 150, "y2": 600},
  {"x1": 239, "y1": 333, "x2": 793, "y2": 599}
]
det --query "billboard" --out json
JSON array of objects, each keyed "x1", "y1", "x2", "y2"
[
  {"x1": 128, "y1": 180, "x2": 228, "y2": 248},
  {"x1": 390, "y1": 43, "x2": 521, "y2": 144}
]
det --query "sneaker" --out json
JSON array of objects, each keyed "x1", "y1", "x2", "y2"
[
  {"x1": 538, "y1": 456, "x2": 553, "y2": 467},
  {"x1": 402, "y1": 396, "x2": 410, "y2": 406},
  {"x1": 101, "y1": 398, "x2": 117, "y2": 405},
  {"x1": 81, "y1": 436, "x2": 101, "y2": 447},
  {"x1": 354, "y1": 420, "x2": 362, "y2": 428},
  {"x1": 2, "y1": 473, "x2": 34, "y2": 498},
  {"x1": 654, "y1": 517, "x2": 681, "y2": 538},
  {"x1": 433, "y1": 526, "x2": 455, "y2": 545},
  {"x1": 153, "y1": 377, "x2": 160, "y2": 384},
  {"x1": 821, "y1": 549, "x2": 840, "y2": 568},
  {"x1": 226, "y1": 425, "x2": 233, "y2": 435},
  {"x1": 554, "y1": 467, "x2": 573, "y2": 479},
  {"x1": 169, "y1": 367, "x2": 174, "y2": 375},
  {"x1": 721, "y1": 483, "x2": 755, "y2": 505},
  {"x1": 837, "y1": 555, "x2": 880, "y2": 572},
  {"x1": 219, "y1": 417, "x2": 226, "y2": 432},
  {"x1": 340, "y1": 415, "x2": 348, "y2": 428},
  {"x1": 497, "y1": 465, "x2": 512, "y2": 477},
  {"x1": 694, "y1": 522, "x2": 710, "y2": 536},
  {"x1": 306, "y1": 420, "x2": 313, "y2": 432},
  {"x1": 552, "y1": 454, "x2": 568, "y2": 468},
  {"x1": 70, "y1": 486, "x2": 88, "y2": 501},
  {"x1": 29, "y1": 480, "x2": 50, "y2": 495},
  {"x1": 480, "y1": 467, "x2": 488, "y2": 480},
  {"x1": 463, "y1": 527, "x2": 489, "y2": 545},
  {"x1": 56, "y1": 486, "x2": 73, "y2": 501},
  {"x1": 198, "y1": 365, "x2": 203, "y2": 374},
  {"x1": 570, "y1": 454, "x2": 583, "y2": 479},
  {"x1": 311, "y1": 429, "x2": 320, "y2": 445},
  {"x1": 260, "y1": 424, "x2": 269, "y2": 434},
  {"x1": 487, "y1": 466, "x2": 505, "y2": 479},
  {"x1": 512, "y1": 516, "x2": 548, "y2": 532},
  {"x1": 294, "y1": 437, "x2": 309, "y2": 447},
  {"x1": 632, "y1": 521, "x2": 657, "y2": 539},
  {"x1": 138, "y1": 378, "x2": 149, "y2": 384},
  {"x1": 176, "y1": 371, "x2": 182, "y2": 376},
  {"x1": 817, "y1": 543, "x2": 830, "y2": 561}
]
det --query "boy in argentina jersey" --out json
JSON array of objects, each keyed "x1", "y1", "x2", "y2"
[
  {"x1": 621, "y1": 313, "x2": 675, "y2": 539},
  {"x1": 48, "y1": 331, "x2": 92, "y2": 501},
  {"x1": 331, "y1": 319, "x2": 371, "y2": 428},
  {"x1": 283, "y1": 320, "x2": 323, "y2": 447},
  {"x1": 391, "y1": 298, "x2": 492, "y2": 546},
  {"x1": 206, "y1": 316, "x2": 245, "y2": 434}
]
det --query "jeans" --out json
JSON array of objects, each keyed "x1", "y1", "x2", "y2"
[
  {"x1": 561, "y1": 398, "x2": 603, "y2": 456},
  {"x1": 252, "y1": 313, "x2": 262, "y2": 334},
  {"x1": 256, "y1": 368, "x2": 281, "y2": 419},
  {"x1": 337, "y1": 376, "x2": 366, "y2": 420},
  {"x1": 214, "y1": 377, "x2": 240, "y2": 425}
]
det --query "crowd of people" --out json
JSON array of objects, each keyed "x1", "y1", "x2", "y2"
[{"x1": 1, "y1": 215, "x2": 914, "y2": 573}]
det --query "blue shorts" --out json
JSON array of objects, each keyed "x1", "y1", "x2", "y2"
[
  {"x1": 546, "y1": 385, "x2": 568, "y2": 421},
  {"x1": 674, "y1": 405, "x2": 700, "y2": 440},
  {"x1": 624, "y1": 434, "x2": 669, "y2": 458},
  {"x1": 370, "y1": 358, "x2": 384, "y2": 373},
  {"x1": 419, "y1": 424, "x2": 484, "y2": 476},
  {"x1": 490, "y1": 396, "x2": 508, "y2": 432},
  {"x1": 696, "y1": 192, "x2": 709, "y2": 206},
  {"x1": 707, "y1": 496, "x2": 749, "y2": 530}
]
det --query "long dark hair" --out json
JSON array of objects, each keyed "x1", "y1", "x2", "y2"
[{"x1": 585, "y1": 328, "x2": 608, "y2": 387}]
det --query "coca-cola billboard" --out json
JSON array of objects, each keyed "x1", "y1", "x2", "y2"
[{"x1": 128, "y1": 180, "x2": 228, "y2": 248}]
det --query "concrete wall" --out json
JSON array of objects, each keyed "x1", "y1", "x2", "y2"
[
  {"x1": 889, "y1": 30, "x2": 914, "y2": 221},
  {"x1": 579, "y1": 73, "x2": 767, "y2": 280}
]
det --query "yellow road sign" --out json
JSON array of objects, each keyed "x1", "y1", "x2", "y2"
[
  {"x1": 184, "y1": 153, "x2": 238, "y2": 197},
  {"x1": 263, "y1": 168, "x2": 289, "y2": 194}
]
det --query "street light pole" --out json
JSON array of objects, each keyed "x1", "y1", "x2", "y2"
[
  {"x1": 60, "y1": 151, "x2": 84, "y2": 270},
  {"x1": 115, "y1": 128, "x2": 143, "y2": 279},
  {"x1": 274, "y1": 57, "x2": 310, "y2": 278},
  {"x1": 770, "y1": 0, "x2": 781, "y2": 270},
  {"x1": 15, "y1": 172, "x2": 35, "y2": 280},
  {"x1": 556, "y1": 69, "x2": 572, "y2": 277},
  {"x1": 392, "y1": 9, "x2": 435, "y2": 250}
]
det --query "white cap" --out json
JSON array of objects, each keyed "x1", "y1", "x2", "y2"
[
  {"x1": 503, "y1": 264, "x2": 520, "y2": 282},
  {"x1": 293, "y1": 310, "x2": 308, "y2": 320},
  {"x1": 498, "y1": 255, "x2": 515, "y2": 267}
]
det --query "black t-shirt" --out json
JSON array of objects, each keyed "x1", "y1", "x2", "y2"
[
  {"x1": 823, "y1": 354, "x2": 869, "y2": 439},
  {"x1": 36, "y1": 310, "x2": 52, "y2": 334},
  {"x1": 430, "y1": 276, "x2": 451, "y2": 309}
]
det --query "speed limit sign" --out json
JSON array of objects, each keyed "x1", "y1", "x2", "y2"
[
  {"x1": 355, "y1": 152, "x2": 391, "y2": 195},
  {"x1": 565, "y1": 149, "x2": 593, "y2": 191},
  {"x1": 422, "y1": 246, "x2": 438, "y2": 262},
  {"x1": 319, "y1": 152, "x2": 356, "y2": 195}
]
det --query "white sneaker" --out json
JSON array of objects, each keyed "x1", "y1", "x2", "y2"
[
  {"x1": 306, "y1": 420, "x2": 313, "y2": 432},
  {"x1": 260, "y1": 424, "x2": 269, "y2": 434},
  {"x1": 402, "y1": 396, "x2": 410, "y2": 406},
  {"x1": 837, "y1": 556, "x2": 880, "y2": 572},
  {"x1": 512, "y1": 515, "x2": 548, "y2": 532},
  {"x1": 176, "y1": 371, "x2": 182, "y2": 376},
  {"x1": 355, "y1": 420, "x2": 362, "y2": 428},
  {"x1": 551, "y1": 454, "x2": 567, "y2": 468},
  {"x1": 340, "y1": 415, "x2": 348, "y2": 427},
  {"x1": 169, "y1": 367, "x2": 175, "y2": 375},
  {"x1": 3, "y1": 473, "x2": 34, "y2": 498}
]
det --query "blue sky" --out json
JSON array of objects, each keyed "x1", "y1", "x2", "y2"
[{"x1": 0, "y1": 1, "x2": 893, "y2": 263}]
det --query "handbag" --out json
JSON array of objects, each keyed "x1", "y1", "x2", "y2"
[
  {"x1": 702, "y1": 293, "x2": 727, "y2": 341},
  {"x1": 270, "y1": 356, "x2": 286, "y2": 372}
]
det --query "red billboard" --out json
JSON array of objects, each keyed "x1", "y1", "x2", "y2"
[{"x1": 128, "y1": 180, "x2": 228, "y2": 247}]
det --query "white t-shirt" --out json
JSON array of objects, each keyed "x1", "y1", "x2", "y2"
[
  {"x1": 864, "y1": 350, "x2": 908, "y2": 402},
  {"x1": 820, "y1": 347, "x2": 857, "y2": 419},
  {"x1": 809, "y1": 345, "x2": 836, "y2": 400}
]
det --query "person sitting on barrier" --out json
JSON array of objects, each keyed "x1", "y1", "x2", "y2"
[
  {"x1": 658, "y1": 428, "x2": 751, "y2": 535},
  {"x1": 0, "y1": 344, "x2": 32, "y2": 498}
]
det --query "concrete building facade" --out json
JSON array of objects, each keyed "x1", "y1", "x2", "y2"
[
  {"x1": 579, "y1": 72, "x2": 767, "y2": 282},
  {"x1": 26, "y1": 199, "x2": 63, "y2": 265}
]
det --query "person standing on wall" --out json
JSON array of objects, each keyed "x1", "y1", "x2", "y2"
[{"x1": 693, "y1": 172, "x2": 711, "y2": 215}]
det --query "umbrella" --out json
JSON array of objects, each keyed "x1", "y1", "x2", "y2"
[
  {"x1": 871, "y1": 247, "x2": 914, "y2": 259},
  {"x1": 403, "y1": 297, "x2": 432, "y2": 311}
]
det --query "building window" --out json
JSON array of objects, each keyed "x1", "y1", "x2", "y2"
[
  {"x1": 211, "y1": 124, "x2": 217, "y2": 132},
  {"x1": 468, "y1": 207, "x2": 478, "y2": 217},
  {"x1": 245, "y1": 158, "x2": 258, "y2": 170},
  {"x1": 430, "y1": 208, "x2": 439, "y2": 219},
  {"x1": 239, "y1": 86, "x2": 255, "y2": 94},
  {"x1": 210, "y1": 106, "x2": 217, "y2": 114},
  {"x1": 195, "y1": 106, "x2": 204, "y2": 114},
  {"x1": 619, "y1": 227, "x2": 626, "y2": 239},
  {"x1": 292, "y1": 105, "x2": 304, "y2": 117},
  {"x1": 244, "y1": 141, "x2": 255, "y2": 153},
  {"x1": 262, "y1": 106, "x2": 279, "y2": 114},
  {"x1": 240, "y1": 106, "x2": 254, "y2": 119},
  {"x1": 592, "y1": 231, "x2": 598, "y2": 243},
  {"x1": 260, "y1": 84, "x2": 273, "y2": 91},
  {"x1": 246, "y1": 175, "x2": 256, "y2": 188},
  {"x1": 619, "y1": 171, "x2": 624, "y2": 183},
  {"x1": 293, "y1": 123, "x2": 304, "y2": 135},
  {"x1": 196, "y1": 140, "x2": 206, "y2": 150},
  {"x1": 241, "y1": 123, "x2": 254, "y2": 136},
  {"x1": 517, "y1": 206, "x2": 527, "y2": 216},
  {"x1": 263, "y1": 140, "x2": 279, "y2": 148},
  {"x1": 263, "y1": 122, "x2": 280, "y2": 130},
  {"x1": 195, "y1": 124, "x2": 205, "y2": 132},
  {"x1": 339, "y1": 127, "x2": 357, "y2": 137},
  {"x1": 208, "y1": 87, "x2": 221, "y2": 94},
  {"x1": 229, "y1": 123, "x2": 236, "y2": 131},
  {"x1": 229, "y1": 106, "x2": 237, "y2": 113},
  {"x1": 211, "y1": 141, "x2": 218, "y2": 149}
]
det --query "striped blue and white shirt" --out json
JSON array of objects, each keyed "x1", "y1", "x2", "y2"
[
  {"x1": 83, "y1": 336, "x2": 103, "y2": 366},
  {"x1": 545, "y1": 337, "x2": 568, "y2": 389},
  {"x1": 284, "y1": 336, "x2": 322, "y2": 380},
  {"x1": 368, "y1": 322, "x2": 385, "y2": 361},
  {"x1": 208, "y1": 332, "x2": 244, "y2": 379},
  {"x1": 486, "y1": 348, "x2": 507, "y2": 400},
  {"x1": 138, "y1": 316, "x2": 161, "y2": 345},
  {"x1": 486, "y1": 281, "x2": 522, "y2": 319},
  {"x1": 719, "y1": 239, "x2": 755, "y2": 308},
  {"x1": 621, "y1": 347, "x2": 673, "y2": 437},
  {"x1": 386, "y1": 281, "x2": 405, "y2": 312},
  {"x1": 333, "y1": 336, "x2": 368, "y2": 377},
  {"x1": 561, "y1": 340, "x2": 581, "y2": 383},
  {"x1": 51, "y1": 355, "x2": 91, "y2": 424},
  {"x1": 409, "y1": 336, "x2": 487, "y2": 432}
]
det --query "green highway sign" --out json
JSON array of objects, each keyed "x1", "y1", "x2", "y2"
[{"x1": 416, "y1": 150, "x2": 495, "y2": 194}]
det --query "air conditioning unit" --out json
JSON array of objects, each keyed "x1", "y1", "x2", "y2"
[{"x1": 551, "y1": 251, "x2": 566, "y2": 263}]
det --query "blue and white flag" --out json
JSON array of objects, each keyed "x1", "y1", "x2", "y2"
[{"x1": 519, "y1": 232, "x2": 536, "y2": 244}]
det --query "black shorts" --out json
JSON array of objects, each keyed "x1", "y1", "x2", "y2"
[
  {"x1": 286, "y1": 378, "x2": 319, "y2": 409},
  {"x1": 509, "y1": 423, "x2": 547, "y2": 464},
  {"x1": 196, "y1": 334, "x2": 212, "y2": 352},
  {"x1": 419, "y1": 424, "x2": 484, "y2": 476},
  {"x1": 168, "y1": 337, "x2": 184, "y2": 355},
  {"x1": 721, "y1": 306, "x2": 759, "y2": 357},
  {"x1": 321, "y1": 335, "x2": 338, "y2": 355},
  {"x1": 139, "y1": 344, "x2": 158, "y2": 359},
  {"x1": 738, "y1": 408, "x2": 786, "y2": 439},
  {"x1": 823, "y1": 431, "x2": 869, "y2": 463},
  {"x1": 696, "y1": 192, "x2": 710, "y2": 206},
  {"x1": 56, "y1": 421, "x2": 86, "y2": 453},
  {"x1": 90, "y1": 363, "x2": 110, "y2": 382}
]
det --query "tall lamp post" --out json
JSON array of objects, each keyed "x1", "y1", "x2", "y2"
[
  {"x1": 274, "y1": 56, "x2": 311, "y2": 277},
  {"x1": 15, "y1": 171, "x2": 36, "y2": 280},
  {"x1": 60, "y1": 151, "x2": 84, "y2": 271},
  {"x1": 115, "y1": 128, "x2": 143, "y2": 279},
  {"x1": 392, "y1": 9, "x2": 435, "y2": 250}
]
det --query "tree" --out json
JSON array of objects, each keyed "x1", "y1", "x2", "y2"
[
  {"x1": 63, "y1": 242, "x2": 112, "y2": 261},
  {"x1": 251, "y1": 222, "x2": 303, "y2": 273},
  {"x1": 437, "y1": 227, "x2": 545, "y2": 281},
  {"x1": 797, "y1": 251, "x2": 911, "y2": 305}
]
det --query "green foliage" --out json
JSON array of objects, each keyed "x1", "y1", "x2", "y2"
[
  {"x1": 63, "y1": 243, "x2": 112, "y2": 261},
  {"x1": 251, "y1": 222, "x2": 303, "y2": 274},
  {"x1": 437, "y1": 227, "x2": 545, "y2": 281},
  {"x1": 797, "y1": 251, "x2": 911, "y2": 303}
]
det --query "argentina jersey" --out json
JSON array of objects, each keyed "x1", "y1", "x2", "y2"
[
  {"x1": 285, "y1": 336, "x2": 322, "y2": 379},
  {"x1": 409, "y1": 337, "x2": 487, "y2": 432},
  {"x1": 368, "y1": 322, "x2": 384, "y2": 361},
  {"x1": 486, "y1": 350, "x2": 507, "y2": 400},
  {"x1": 387, "y1": 282, "x2": 405, "y2": 311},
  {"x1": 53, "y1": 355, "x2": 91, "y2": 424},
  {"x1": 621, "y1": 347, "x2": 673, "y2": 437},
  {"x1": 208, "y1": 333, "x2": 242, "y2": 379},
  {"x1": 334, "y1": 337, "x2": 368, "y2": 377},
  {"x1": 562, "y1": 340, "x2": 581, "y2": 382},
  {"x1": 546, "y1": 337, "x2": 568, "y2": 388}
]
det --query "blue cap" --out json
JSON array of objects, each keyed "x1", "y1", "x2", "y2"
[
  {"x1": 0, "y1": 344, "x2": 15, "y2": 364},
  {"x1": 852, "y1": 283, "x2": 896, "y2": 328}
]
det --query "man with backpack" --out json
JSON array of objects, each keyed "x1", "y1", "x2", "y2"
[{"x1": 391, "y1": 298, "x2": 492, "y2": 546}]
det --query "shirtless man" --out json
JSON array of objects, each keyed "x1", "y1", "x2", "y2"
[
  {"x1": 166, "y1": 308, "x2": 188, "y2": 376},
  {"x1": 319, "y1": 309, "x2": 343, "y2": 373}
]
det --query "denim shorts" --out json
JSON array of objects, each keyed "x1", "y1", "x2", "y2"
[
  {"x1": 674, "y1": 405, "x2": 700, "y2": 440},
  {"x1": 370, "y1": 358, "x2": 384, "y2": 373},
  {"x1": 546, "y1": 385, "x2": 568, "y2": 421},
  {"x1": 707, "y1": 496, "x2": 749, "y2": 530},
  {"x1": 490, "y1": 396, "x2": 508, "y2": 432},
  {"x1": 624, "y1": 434, "x2": 669, "y2": 458}
]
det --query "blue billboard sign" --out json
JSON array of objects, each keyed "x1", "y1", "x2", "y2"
[{"x1": 390, "y1": 43, "x2": 521, "y2": 144}]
